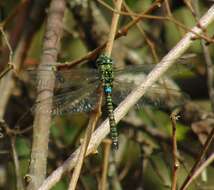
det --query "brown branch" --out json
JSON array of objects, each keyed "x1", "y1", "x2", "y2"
[
  {"x1": 180, "y1": 127, "x2": 214, "y2": 190},
  {"x1": 0, "y1": 1, "x2": 50, "y2": 119},
  {"x1": 97, "y1": 0, "x2": 213, "y2": 43},
  {"x1": 56, "y1": 5, "x2": 214, "y2": 68},
  {"x1": 68, "y1": 0, "x2": 123, "y2": 187},
  {"x1": 68, "y1": 1, "x2": 133, "y2": 67},
  {"x1": 11, "y1": 137, "x2": 24, "y2": 190},
  {"x1": 55, "y1": 0, "x2": 164, "y2": 67},
  {"x1": 68, "y1": 90, "x2": 103, "y2": 190},
  {"x1": 0, "y1": 0, "x2": 28, "y2": 29},
  {"x1": 26, "y1": 0, "x2": 66, "y2": 189},
  {"x1": 122, "y1": 1, "x2": 159, "y2": 63},
  {"x1": 104, "y1": 0, "x2": 123, "y2": 56},
  {"x1": 0, "y1": 27, "x2": 14, "y2": 79},
  {"x1": 100, "y1": 139, "x2": 112, "y2": 190},
  {"x1": 0, "y1": 119, "x2": 24, "y2": 189},
  {"x1": 192, "y1": 0, "x2": 214, "y2": 112},
  {"x1": 170, "y1": 110, "x2": 180, "y2": 190},
  {"x1": 186, "y1": 153, "x2": 214, "y2": 186}
]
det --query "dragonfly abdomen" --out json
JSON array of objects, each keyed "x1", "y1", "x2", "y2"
[
  {"x1": 106, "y1": 93, "x2": 118, "y2": 150},
  {"x1": 96, "y1": 54, "x2": 118, "y2": 150}
]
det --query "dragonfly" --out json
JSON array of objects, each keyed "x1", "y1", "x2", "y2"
[
  {"x1": 18, "y1": 54, "x2": 195, "y2": 149},
  {"x1": 96, "y1": 54, "x2": 118, "y2": 149}
]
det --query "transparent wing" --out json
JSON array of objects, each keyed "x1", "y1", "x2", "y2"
[
  {"x1": 25, "y1": 67, "x2": 99, "y2": 90},
  {"x1": 15, "y1": 82, "x2": 101, "y2": 128},
  {"x1": 111, "y1": 55, "x2": 195, "y2": 109},
  {"x1": 21, "y1": 54, "x2": 195, "y2": 116},
  {"x1": 112, "y1": 73, "x2": 189, "y2": 110},
  {"x1": 114, "y1": 59, "x2": 193, "y2": 77},
  {"x1": 32, "y1": 82, "x2": 100, "y2": 115}
]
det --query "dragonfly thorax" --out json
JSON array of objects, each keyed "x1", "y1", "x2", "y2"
[{"x1": 96, "y1": 54, "x2": 114, "y2": 85}]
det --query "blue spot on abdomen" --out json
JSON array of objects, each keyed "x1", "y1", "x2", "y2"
[{"x1": 104, "y1": 87, "x2": 112, "y2": 93}]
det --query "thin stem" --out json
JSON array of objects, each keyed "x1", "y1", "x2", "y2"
[
  {"x1": 54, "y1": 0, "x2": 163, "y2": 67},
  {"x1": 68, "y1": 89, "x2": 103, "y2": 190},
  {"x1": 188, "y1": 153, "x2": 214, "y2": 185},
  {"x1": 0, "y1": 27, "x2": 14, "y2": 80},
  {"x1": 0, "y1": 64, "x2": 13, "y2": 80},
  {"x1": 100, "y1": 139, "x2": 112, "y2": 190},
  {"x1": 104, "y1": 0, "x2": 123, "y2": 56},
  {"x1": 97, "y1": 0, "x2": 213, "y2": 43},
  {"x1": 179, "y1": 128, "x2": 214, "y2": 190},
  {"x1": 0, "y1": 27, "x2": 13, "y2": 65},
  {"x1": 122, "y1": 1, "x2": 159, "y2": 63},
  {"x1": 11, "y1": 137, "x2": 24, "y2": 190},
  {"x1": 170, "y1": 110, "x2": 180, "y2": 190},
  {"x1": 193, "y1": 0, "x2": 214, "y2": 112},
  {"x1": 55, "y1": 15, "x2": 213, "y2": 68},
  {"x1": 0, "y1": 119, "x2": 24, "y2": 190}
]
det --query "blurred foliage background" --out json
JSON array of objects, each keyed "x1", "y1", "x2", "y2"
[{"x1": 0, "y1": 0, "x2": 214, "y2": 190}]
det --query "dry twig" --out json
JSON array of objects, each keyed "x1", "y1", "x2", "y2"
[
  {"x1": 0, "y1": 119, "x2": 24, "y2": 189},
  {"x1": 68, "y1": 0, "x2": 123, "y2": 189},
  {"x1": 192, "y1": 0, "x2": 214, "y2": 111},
  {"x1": 180, "y1": 128, "x2": 214, "y2": 190},
  {"x1": 170, "y1": 110, "x2": 180, "y2": 190},
  {"x1": 68, "y1": 91, "x2": 103, "y2": 190},
  {"x1": 100, "y1": 139, "x2": 112, "y2": 190},
  {"x1": 11, "y1": 137, "x2": 24, "y2": 190},
  {"x1": 54, "y1": 0, "x2": 164, "y2": 67}
]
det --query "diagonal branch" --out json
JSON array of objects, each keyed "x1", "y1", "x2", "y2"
[{"x1": 38, "y1": 5, "x2": 214, "y2": 190}]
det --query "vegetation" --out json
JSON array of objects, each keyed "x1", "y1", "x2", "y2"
[{"x1": 0, "y1": 0, "x2": 214, "y2": 190}]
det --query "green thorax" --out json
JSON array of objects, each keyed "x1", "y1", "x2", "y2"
[{"x1": 96, "y1": 54, "x2": 114, "y2": 93}]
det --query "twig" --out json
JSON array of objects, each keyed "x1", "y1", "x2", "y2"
[
  {"x1": 0, "y1": 26, "x2": 13, "y2": 65},
  {"x1": 184, "y1": 0, "x2": 196, "y2": 17},
  {"x1": 0, "y1": 119, "x2": 24, "y2": 189},
  {"x1": 0, "y1": 0, "x2": 28, "y2": 29},
  {"x1": 69, "y1": 1, "x2": 136, "y2": 68},
  {"x1": 170, "y1": 110, "x2": 180, "y2": 190},
  {"x1": 164, "y1": 0, "x2": 184, "y2": 37},
  {"x1": 108, "y1": 151, "x2": 122, "y2": 190},
  {"x1": 26, "y1": 0, "x2": 66, "y2": 190},
  {"x1": 11, "y1": 137, "x2": 24, "y2": 190},
  {"x1": 180, "y1": 127, "x2": 214, "y2": 190},
  {"x1": 104, "y1": 0, "x2": 123, "y2": 56},
  {"x1": 68, "y1": 0, "x2": 123, "y2": 187},
  {"x1": 149, "y1": 158, "x2": 169, "y2": 187},
  {"x1": 97, "y1": 0, "x2": 163, "y2": 18},
  {"x1": 122, "y1": 1, "x2": 159, "y2": 63},
  {"x1": 55, "y1": 15, "x2": 213, "y2": 68},
  {"x1": 54, "y1": 0, "x2": 163, "y2": 67},
  {"x1": 186, "y1": 153, "x2": 214, "y2": 186},
  {"x1": 100, "y1": 139, "x2": 112, "y2": 190},
  {"x1": 0, "y1": 64, "x2": 13, "y2": 80},
  {"x1": 97, "y1": 0, "x2": 213, "y2": 43},
  {"x1": 0, "y1": 24, "x2": 14, "y2": 119},
  {"x1": 0, "y1": 1, "x2": 49, "y2": 120},
  {"x1": 68, "y1": 90, "x2": 103, "y2": 190},
  {"x1": 38, "y1": 5, "x2": 214, "y2": 190},
  {"x1": 193, "y1": 0, "x2": 214, "y2": 112}
]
